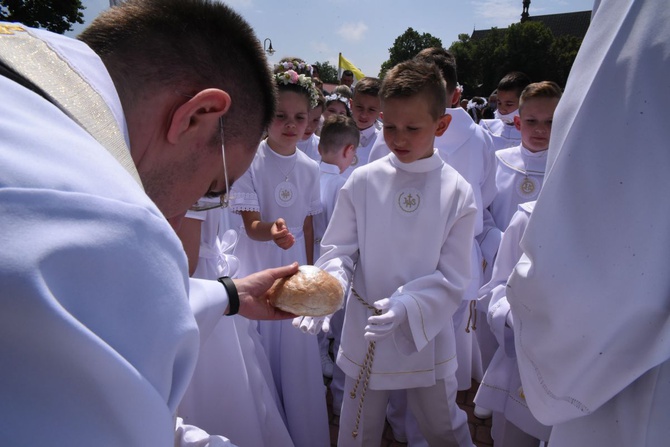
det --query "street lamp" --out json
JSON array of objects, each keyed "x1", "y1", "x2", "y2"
[{"x1": 263, "y1": 38, "x2": 275, "y2": 56}]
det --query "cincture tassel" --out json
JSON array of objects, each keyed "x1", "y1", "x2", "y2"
[{"x1": 349, "y1": 287, "x2": 382, "y2": 439}]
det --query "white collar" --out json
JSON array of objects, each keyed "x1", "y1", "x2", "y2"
[{"x1": 389, "y1": 149, "x2": 443, "y2": 173}]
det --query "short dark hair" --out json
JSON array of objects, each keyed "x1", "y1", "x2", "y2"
[
  {"x1": 79, "y1": 0, "x2": 275, "y2": 154},
  {"x1": 352, "y1": 77, "x2": 380, "y2": 98},
  {"x1": 497, "y1": 71, "x2": 532, "y2": 98},
  {"x1": 319, "y1": 115, "x2": 360, "y2": 154},
  {"x1": 341, "y1": 70, "x2": 354, "y2": 78},
  {"x1": 414, "y1": 47, "x2": 458, "y2": 95},
  {"x1": 380, "y1": 59, "x2": 447, "y2": 120}
]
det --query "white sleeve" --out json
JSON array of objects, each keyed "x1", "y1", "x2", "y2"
[{"x1": 188, "y1": 278, "x2": 229, "y2": 347}]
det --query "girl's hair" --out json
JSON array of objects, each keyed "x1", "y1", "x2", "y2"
[
  {"x1": 325, "y1": 93, "x2": 351, "y2": 116},
  {"x1": 273, "y1": 58, "x2": 320, "y2": 108}
]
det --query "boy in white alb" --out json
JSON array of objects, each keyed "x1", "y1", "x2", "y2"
[
  {"x1": 474, "y1": 201, "x2": 552, "y2": 447},
  {"x1": 369, "y1": 47, "x2": 500, "y2": 436},
  {"x1": 489, "y1": 81, "x2": 562, "y2": 231},
  {"x1": 298, "y1": 59, "x2": 477, "y2": 447},
  {"x1": 342, "y1": 77, "x2": 381, "y2": 178},
  {"x1": 479, "y1": 72, "x2": 531, "y2": 151}
]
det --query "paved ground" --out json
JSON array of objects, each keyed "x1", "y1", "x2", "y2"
[{"x1": 326, "y1": 380, "x2": 493, "y2": 447}]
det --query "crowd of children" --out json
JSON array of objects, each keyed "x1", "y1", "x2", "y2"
[{"x1": 176, "y1": 48, "x2": 564, "y2": 447}]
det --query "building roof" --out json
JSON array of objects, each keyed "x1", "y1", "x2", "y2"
[{"x1": 471, "y1": 10, "x2": 592, "y2": 41}]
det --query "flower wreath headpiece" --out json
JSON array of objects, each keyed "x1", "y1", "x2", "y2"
[
  {"x1": 325, "y1": 93, "x2": 350, "y2": 109},
  {"x1": 273, "y1": 69, "x2": 320, "y2": 108},
  {"x1": 276, "y1": 60, "x2": 314, "y2": 77}
]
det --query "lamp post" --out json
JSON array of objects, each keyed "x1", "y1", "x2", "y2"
[{"x1": 263, "y1": 38, "x2": 275, "y2": 56}]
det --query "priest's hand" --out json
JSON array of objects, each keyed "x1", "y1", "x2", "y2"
[
  {"x1": 234, "y1": 262, "x2": 299, "y2": 320},
  {"x1": 364, "y1": 298, "x2": 407, "y2": 342}
]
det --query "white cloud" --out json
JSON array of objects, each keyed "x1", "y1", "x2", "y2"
[
  {"x1": 337, "y1": 21, "x2": 368, "y2": 42},
  {"x1": 471, "y1": 0, "x2": 522, "y2": 27}
]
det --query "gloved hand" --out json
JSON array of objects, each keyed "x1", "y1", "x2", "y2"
[
  {"x1": 292, "y1": 314, "x2": 331, "y2": 335},
  {"x1": 364, "y1": 298, "x2": 407, "y2": 342}
]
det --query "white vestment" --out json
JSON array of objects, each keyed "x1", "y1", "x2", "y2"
[
  {"x1": 342, "y1": 124, "x2": 379, "y2": 178},
  {"x1": 368, "y1": 108, "x2": 500, "y2": 387},
  {"x1": 490, "y1": 145, "x2": 547, "y2": 231},
  {"x1": 317, "y1": 150, "x2": 477, "y2": 389},
  {"x1": 313, "y1": 161, "x2": 346, "y2": 260},
  {"x1": 474, "y1": 202, "x2": 551, "y2": 442},
  {"x1": 297, "y1": 133, "x2": 321, "y2": 163},
  {"x1": 0, "y1": 25, "x2": 234, "y2": 446},
  {"x1": 178, "y1": 209, "x2": 294, "y2": 447},
  {"x1": 479, "y1": 118, "x2": 521, "y2": 151},
  {"x1": 507, "y1": 1, "x2": 670, "y2": 445},
  {"x1": 229, "y1": 141, "x2": 329, "y2": 447}
]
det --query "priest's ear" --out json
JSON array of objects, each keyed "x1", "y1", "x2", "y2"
[{"x1": 167, "y1": 89, "x2": 231, "y2": 144}]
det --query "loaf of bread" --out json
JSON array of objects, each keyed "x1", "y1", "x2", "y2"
[{"x1": 268, "y1": 265, "x2": 344, "y2": 316}]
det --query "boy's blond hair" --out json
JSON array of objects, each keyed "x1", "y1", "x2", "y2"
[
  {"x1": 519, "y1": 81, "x2": 563, "y2": 111},
  {"x1": 318, "y1": 115, "x2": 360, "y2": 154},
  {"x1": 380, "y1": 59, "x2": 447, "y2": 119},
  {"x1": 352, "y1": 77, "x2": 380, "y2": 98}
]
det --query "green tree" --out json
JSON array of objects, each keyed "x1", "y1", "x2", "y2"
[
  {"x1": 503, "y1": 21, "x2": 556, "y2": 85},
  {"x1": 379, "y1": 27, "x2": 442, "y2": 78},
  {"x1": 449, "y1": 21, "x2": 584, "y2": 96},
  {"x1": 550, "y1": 34, "x2": 582, "y2": 87},
  {"x1": 312, "y1": 61, "x2": 338, "y2": 84},
  {"x1": 1, "y1": 0, "x2": 85, "y2": 34}
]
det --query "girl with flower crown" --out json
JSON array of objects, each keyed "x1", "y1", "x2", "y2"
[{"x1": 229, "y1": 60, "x2": 329, "y2": 447}]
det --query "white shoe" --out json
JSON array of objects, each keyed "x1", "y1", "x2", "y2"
[
  {"x1": 474, "y1": 405, "x2": 492, "y2": 419},
  {"x1": 321, "y1": 353, "x2": 334, "y2": 378}
]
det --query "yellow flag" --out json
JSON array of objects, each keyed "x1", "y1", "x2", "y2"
[{"x1": 338, "y1": 53, "x2": 365, "y2": 81}]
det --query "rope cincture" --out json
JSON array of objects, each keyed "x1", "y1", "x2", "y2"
[
  {"x1": 349, "y1": 287, "x2": 381, "y2": 439},
  {"x1": 465, "y1": 299, "x2": 478, "y2": 333}
]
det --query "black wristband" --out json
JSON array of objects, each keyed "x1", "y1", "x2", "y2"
[{"x1": 217, "y1": 276, "x2": 239, "y2": 316}]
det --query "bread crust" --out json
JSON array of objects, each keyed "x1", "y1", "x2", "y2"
[{"x1": 269, "y1": 265, "x2": 343, "y2": 316}]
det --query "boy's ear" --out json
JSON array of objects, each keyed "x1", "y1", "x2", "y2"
[
  {"x1": 514, "y1": 115, "x2": 521, "y2": 131},
  {"x1": 435, "y1": 113, "x2": 452, "y2": 137},
  {"x1": 343, "y1": 143, "x2": 356, "y2": 157},
  {"x1": 167, "y1": 89, "x2": 232, "y2": 144},
  {"x1": 450, "y1": 89, "x2": 461, "y2": 108}
]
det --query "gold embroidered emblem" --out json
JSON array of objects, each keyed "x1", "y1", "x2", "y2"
[
  {"x1": 0, "y1": 24, "x2": 25, "y2": 35},
  {"x1": 520, "y1": 177, "x2": 535, "y2": 195},
  {"x1": 397, "y1": 191, "x2": 421, "y2": 214}
]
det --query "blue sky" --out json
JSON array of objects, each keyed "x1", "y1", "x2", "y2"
[{"x1": 69, "y1": 0, "x2": 594, "y2": 78}]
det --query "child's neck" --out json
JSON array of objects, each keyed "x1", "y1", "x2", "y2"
[{"x1": 266, "y1": 137, "x2": 297, "y2": 156}]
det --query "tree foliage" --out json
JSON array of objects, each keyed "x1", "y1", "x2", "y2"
[
  {"x1": 448, "y1": 21, "x2": 583, "y2": 97},
  {"x1": 312, "y1": 60, "x2": 338, "y2": 84},
  {"x1": 379, "y1": 27, "x2": 442, "y2": 78},
  {"x1": 0, "y1": 0, "x2": 85, "y2": 34}
]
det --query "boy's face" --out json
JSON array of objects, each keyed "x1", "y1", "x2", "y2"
[
  {"x1": 496, "y1": 89, "x2": 520, "y2": 115},
  {"x1": 514, "y1": 96, "x2": 559, "y2": 152},
  {"x1": 382, "y1": 94, "x2": 450, "y2": 164},
  {"x1": 351, "y1": 94, "x2": 381, "y2": 130},
  {"x1": 302, "y1": 106, "x2": 323, "y2": 140}
]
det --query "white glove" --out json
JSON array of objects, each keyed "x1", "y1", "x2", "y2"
[
  {"x1": 364, "y1": 298, "x2": 407, "y2": 342},
  {"x1": 292, "y1": 315, "x2": 331, "y2": 335}
]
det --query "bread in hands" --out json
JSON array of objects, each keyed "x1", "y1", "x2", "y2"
[{"x1": 268, "y1": 265, "x2": 344, "y2": 316}]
